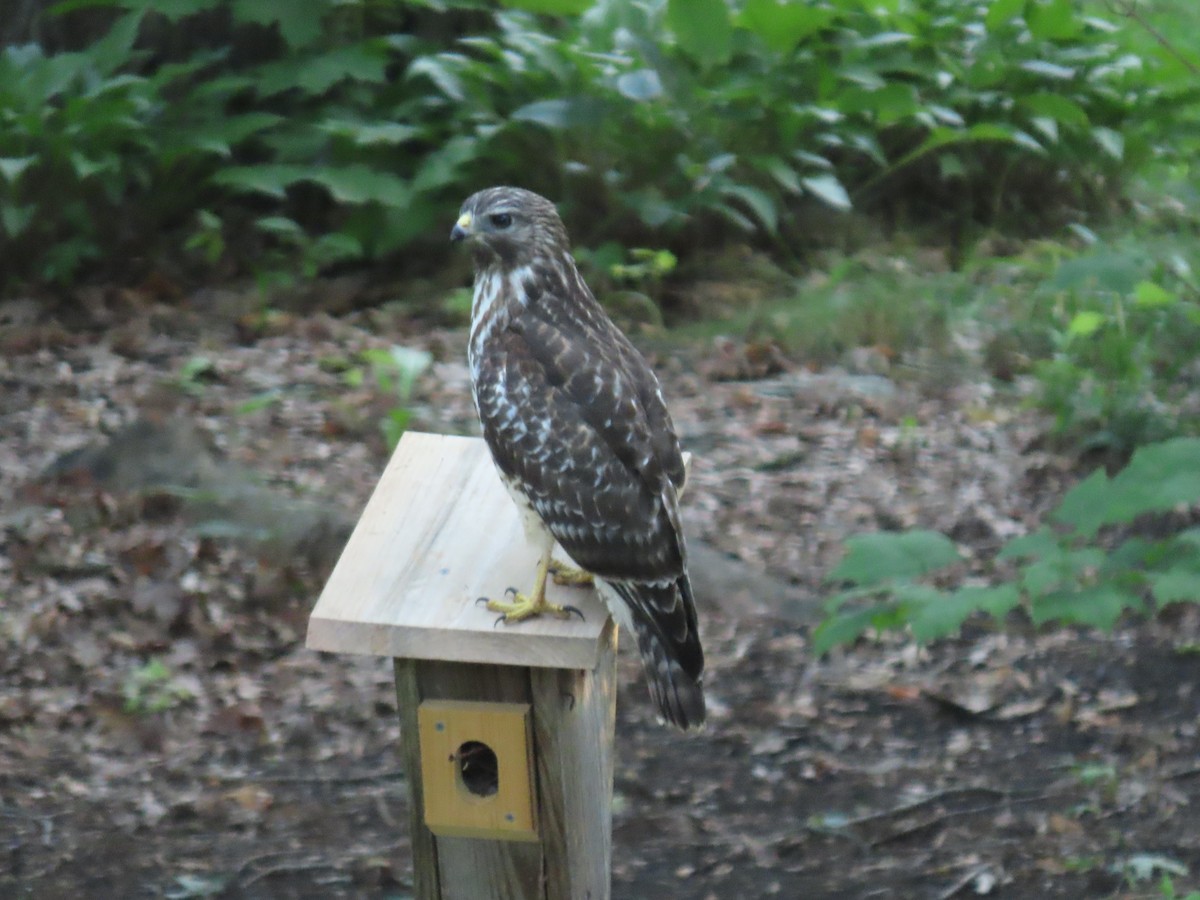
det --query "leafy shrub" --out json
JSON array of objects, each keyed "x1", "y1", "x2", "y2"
[
  {"x1": 980, "y1": 232, "x2": 1200, "y2": 455},
  {"x1": 1, "y1": 0, "x2": 1194, "y2": 286},
  {"x1": 814, "y1": 437, "x2": 1200, "y2": 653}
]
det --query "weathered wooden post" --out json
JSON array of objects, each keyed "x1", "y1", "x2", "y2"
[{"x1": 307, "y1": 432, "x2": 617, "y2": 900}]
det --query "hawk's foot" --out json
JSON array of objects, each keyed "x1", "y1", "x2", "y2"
[
  {"x1": 549, "y1": 559, "x2": 594, "y2": 588},
  {"x1": 482, "y1": 588, "x2": 584, "y2": 624}
]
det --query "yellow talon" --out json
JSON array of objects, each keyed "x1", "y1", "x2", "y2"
[
  {"x1": 482, "y1": 551, "x2": 585, "y2": 623},
  {"x1": 549, "y1": 559, "x2": 594, "y2": 587}
]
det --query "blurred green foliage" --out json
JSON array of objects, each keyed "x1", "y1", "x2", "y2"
[
  {"x1": 814, "y1": 437, "x2": 1200, "y2": 653},
  {"x1": 1, "y1": 0, "x2": 1196, "y2": 286}
]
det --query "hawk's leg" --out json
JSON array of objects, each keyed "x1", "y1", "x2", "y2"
[
  {"x1": 483, "y1": 545, "x2": 584, "y2": 623},
  {"x1": 549, "y1": 558, "x2": 594, "y2": 587}
]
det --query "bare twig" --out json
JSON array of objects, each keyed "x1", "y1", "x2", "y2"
[
  {"x1": 869, "y1": 792, "x2": 1059, "y2": 848},
  {"x1": 1107, "y1": 0, "x2": 1200, "y2": 77},
  {"x1": 838, "y1": 785, "x2": 1015, "y2": 828},
  {"x1": 935, "y1": 864, "x2": 995, "y2": 900}
]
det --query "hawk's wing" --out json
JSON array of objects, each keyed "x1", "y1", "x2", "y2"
[{"x1": 476, "y1": 297, "x2": 686, "y2": 584}]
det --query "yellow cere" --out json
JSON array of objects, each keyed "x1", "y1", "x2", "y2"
[{"x1": 457, "y1": 212, "x2": 472, "y2": 230}]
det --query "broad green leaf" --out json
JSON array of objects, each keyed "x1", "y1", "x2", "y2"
[
  {"x1": 255, "y1": 216, "x2": 304, "y2": 237},
  {"x1": 232, "y1": 0, "x2": 328, "y2": 48},
  {"x1": 1054, "y1": 439, "x2": 1200, "y2": 536},
  {"x1": 909, "y1": 584, "x2": 1022, "y2": 641},
  {"x1": 0, "y1": 156, "x2": 37, "y2": 183},
  {"x1": 1025, "y1": 0, "x2": 1081, "y2": 41},
  {"x1": 739, "y1": 0, "x2": 831, "y2": 54},
  {"x1": 1031, "y1": 584, "x2": 1139, "y2": 630},
  {"x1": 499, "y1": 0, "x2": 592, "y2": 12},
  {"x1": 307, "y1": 165, "x2": 411, "y2": 206},
  {"x1": 1020, "y1": 92, "x2": 1089, "y2": 127},
  {"x1": 667, "y1": 0, "x2": 732, "y2": 67},
  {"x1": 1066, "y1": 309, "x2": 1105, "y2": 337},
  {"x1": 1092, "y1": 126, "x2": 1124, "y2": 161},
  {"x1": 756, "y1": 157, "x2": 802, "y2": 194},
  {"x1": 1020, "y1": 59, "x2": 1076, "y2": 80},
  {"x1": 1132, "y1": 281, "x2": 1175, "y2": 308},
  {"x1": 985, "y1": 0, "x2": 1026, "y2": 30},
  {"x1": 830, "y1": 530, "x2": 961, "y2": 586},
  {"x1": 511, "y1": 97, "x2": 607, "y2": 128},
  {"x1": 319, "y1": 120, "x2": 420, "y2": 146},
  {"x1": 802, "y1": 173, "x2": 852, "y2": 211},
  {"x1": 1051, "y1": 468, "x2": 1112, "y2": 537},
  {"x1": 811, "y1": 603, "x2": 897, "y2": 655},
  {"x1": 85, "y1": 10, "x2": 145, "y2": 76},
  {"x1": 178, "y1": 113, "x2": 283, "y2": 156},
  {"x1": 406, "y1": 55, "x2": 466, "y2": 102},
  {"x1": 854, "y1": 32, "x2": 914, "y2": 49},
  {"x1": 616, "y1": 69, "x2": 663, "y2": 102},
  {"x1": 211, "y1": 164, "x2": 309, "y2": 199},
  {"x1": 719, "y1": 184, "x2": 777, "y2": 234},
  {"x1": 1149, "y1": 568, "x2": 1200, "y2": 606},
  {"x1": 0, "y1": 202, "x2": 35, "y2": 237}
]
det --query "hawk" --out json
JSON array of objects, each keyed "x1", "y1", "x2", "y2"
[{"x1": 450, "y1": 186, "x2": 705, "y2": 730}]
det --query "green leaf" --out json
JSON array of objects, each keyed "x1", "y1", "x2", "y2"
[
  {"x1": 177, "y1": 112, "x2": 283, "y2": 156},
  {"x1": 258, "y1": 44, "x2": 388, "y2": 96},
  {"x1": 406, "y1": 55, "x2": 466, "y2": 101},
  {"x1": 511, "y1": 97, "x2": 607, "y2": 128},
  {"x1": 985, "y1": 0, "x2": 1026, "y2": 31},
  {"x1": 1092, "y1": 126, "x2": 1124, "y2": 161},
  {"x1": 1032, "y1": 584, "x2": 1139, "y2": 630},
  {"x1": 0, "y1": 156, "x2": 37, "y2": 184},
  {"x1": 616, "y1": 69, "x2": 663, "y2": 102},
  {"x1": 308, "y1": 165, "x2": 411, "y2": 207},
  {"x1": 1025, "y1": 0, "x2": 1081, "y2": 41},
  {"x1": 86, "y1": 10, "x2": 145, "y2": 76},
  {"x1": 0, "y1": 202, "x2": 36, "y2": 238},
  {"x1": 854, "y1": 32, "x2": 914, "y2": 49},
  {"x1": 830, "y1": 530, "x2": 961, "y2": 586},
  {"x1": 499, "y1": 0, "x2": 592, "y2": 12},
  {"x1": 1150, "y1": 568, "x2": 1200, "y2": 606},
  {"x1": 319, "y1": 120, "x2": 420, "y2": 146},
  {"x1": 667, "y1": 0, "x2": 732, "y2": 67},
  {"x1": 1020, "y1": 59, "x2": 1076, "y2": 80},
  {"x1": 1052, "y1": 469, "x2": 1113, "y2": 537},
  {"x1": 1020, "y1": 92, "x2": 1089, "y2": 127},
  {"x1": 211, "y1": 164, "x2": 309, "y2": 200},
  {"x1": 739, "y1": 0, "x2": 831, "y2": 54},
  {"x1": 802, "y1": 173, "x2": 852, "y2": 211},
  {"x1": 719, "y1": 184, "x2": 778, "y2": 234},
  {"x1": 231, "y1": 0, "x2": 328, "y2": 48},
  {"x1": 811, "y1": 603, "x2": 896, "y2": 655},
  {"x1": 909, "y1": 584, "x2": 1022, "y2": 641},
  {"x1": 1133, "y1": 281, "x2": 1176, "y2": 308},
  {"x1": 1067, "y1": 309, "x2": 1105, "y2": 337}
]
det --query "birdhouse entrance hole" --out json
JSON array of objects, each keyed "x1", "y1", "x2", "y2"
[{"x1": 456, "y1": 740, "x2": 499, "y2": 797}]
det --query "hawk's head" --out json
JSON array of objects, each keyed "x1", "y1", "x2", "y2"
[{"x1": 450, "y1": 186, "x2": 569, "y2": 271}]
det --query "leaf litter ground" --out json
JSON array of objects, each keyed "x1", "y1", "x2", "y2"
[{"x1": 1, "y1": 285, "x2": 1198, "y2": 899}]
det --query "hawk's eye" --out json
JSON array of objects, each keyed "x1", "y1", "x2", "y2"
[{"x1": 488, "y1": 212, "x2": 513, "y2": 229}]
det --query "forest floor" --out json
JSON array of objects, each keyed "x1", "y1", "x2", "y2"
[{"x1": 2, "y1": 268, "x2": 1199, "y2": 899}]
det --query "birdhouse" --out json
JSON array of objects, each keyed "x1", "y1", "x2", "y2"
[{"x1": 307, "y1": 432, "x2": 617, "y2": 899}]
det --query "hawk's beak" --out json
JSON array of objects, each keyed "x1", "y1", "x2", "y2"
[{"x1": 450, "y1": 212, "x2": 472, "y2": 243}]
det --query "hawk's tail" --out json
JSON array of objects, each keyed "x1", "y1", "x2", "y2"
[{"x1": 608, "y1": 576, "x2": 706, "y2": 731}]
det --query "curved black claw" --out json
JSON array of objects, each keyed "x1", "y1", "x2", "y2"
[
  {"x1": 493, "y1": 614, "x2": 508, "y2": 629},
  {"x1": 562, "y1": 605, "x2": 585, "y2": 622},
  {"x1": 504, "y1": 586, "x2": 519, "y2": 597},
  {"x1": 475, "y1": 596, "x2": 490, "y2": 607}
]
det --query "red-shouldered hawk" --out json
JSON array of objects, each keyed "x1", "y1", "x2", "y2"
[{"x1": 451, "y1": 186, "x2": 705, "y2": 730}]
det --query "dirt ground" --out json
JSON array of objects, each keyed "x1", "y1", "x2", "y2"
[{"x1": 2, "y1": 283, "x2": 1199, "y2": 899}]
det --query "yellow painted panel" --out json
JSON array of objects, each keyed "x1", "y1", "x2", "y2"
[{"x1": 417, "y1": 700, "x2": 538, "y2": 842}]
